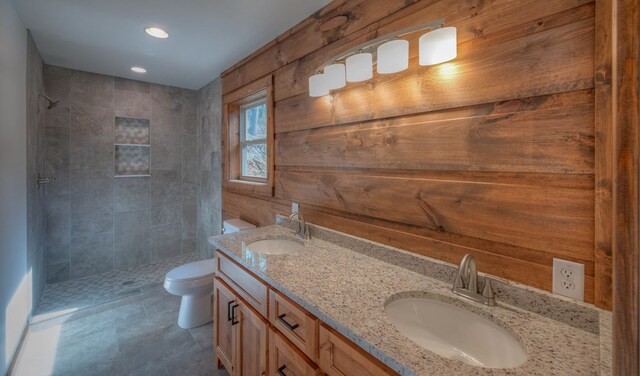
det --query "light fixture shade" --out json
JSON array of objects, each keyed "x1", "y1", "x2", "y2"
[
  {"x1": 345, "y1": 53, "x2": 373, "y2": 82},
  {"x1": 324, "y1": 63, "x2": 346, "y2": 90},
  {"x1": 377, "y1": 40, "x2": 409, "y2": 74},
  {"x1": 419, "y1": 27, "x2": 457, "y2": 66},
  {"x1": 308, "y1": 73, "x2": 329, "y2": 97}
]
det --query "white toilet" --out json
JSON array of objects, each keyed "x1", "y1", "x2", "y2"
[{"x1": 164, "y1": 219, "x2": 256, "y2": 329}]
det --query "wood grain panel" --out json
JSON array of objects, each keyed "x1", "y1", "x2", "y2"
[
  {"x1": 276, "y1": 169, "x2": 594, "y2": 259},
  {"x1": 274, "y1": 1, "x2": 595, "y2": 102},
  {"x1": 222, "y1": 0, "x2": 416, "y2": 95},
  {"x1": 222, "y1": 190, "x2": 290, "y2": 227},
  {"x1": 219, "y1": 0, "x2": 613, "y2": 309},
  {"x1": 612, "y1": 0, "x2": 640, "y2": 372},
  {"x1": 302, "y1": 204, "x2": 595, "y2": 302},
  {"x1": 594, "y1": 0, "x2": 614, "y2": 311},
  {"x1": 276, "y1": 92, "x2": 594, "y2": 174},
  {"x1": 276, "y1": 17, "x2": 594, "y2": 133}
]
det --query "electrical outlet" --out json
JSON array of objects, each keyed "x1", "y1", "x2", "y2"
[
  {"x1": 291, "y1": 202, "x2": 299, "y2": 213},
  {"x1": 552, "y1": 258, "x2": 584, "y2": 301}
]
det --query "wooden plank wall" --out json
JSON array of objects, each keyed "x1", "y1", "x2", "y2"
[{"x1": 221, "y1": 0, "x2": 612, "y2": 308}]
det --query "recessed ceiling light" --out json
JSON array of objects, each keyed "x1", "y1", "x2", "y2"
[
  {"x1": 131, "y1": 66, "x2": 147, "y2": 73},
  {"x1": 145, "y1": 27, "x2": 169, "y2": 39}
]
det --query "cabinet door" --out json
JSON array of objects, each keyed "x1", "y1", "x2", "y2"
[
  {"x1": 239, "y1": 300, "x2": 269, "y2": 376},
  {"x1": 214, "y1": 278, "x2": 239, "y2": 375}
]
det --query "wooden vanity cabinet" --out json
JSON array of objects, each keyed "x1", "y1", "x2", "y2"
[
  {"x1": 214, "y1": 277, "x2": 269, "y2": 376},
  {"x1": 214, "y1": 250, "x2": 396, "y2": 376}
]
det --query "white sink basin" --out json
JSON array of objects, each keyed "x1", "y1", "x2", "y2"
[
  {"x1": 385, "y1": 297, "x2": 527, "y2": 368},
  {"x1": 244, "y1": 238, "x2": 304, "y2": 255}
]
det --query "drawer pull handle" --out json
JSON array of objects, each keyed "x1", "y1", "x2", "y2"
[
  {"x1": 277, "y1": 314, "x2": 299, "y2": 331},
  {"x1": 227, "y1": 300, "x2": 235, "y2": 321},
  {"x1": 277, "y1": 365, "x2": 287, "y2": 376},
  {"x1": 231, "y1": 303, "x2": 239, "y2": 325}
]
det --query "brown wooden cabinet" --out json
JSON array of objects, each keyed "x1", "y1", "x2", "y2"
[
  {"x1": 214, "y1": 277, "x2": 269, "y2": 376},
  {"x1": 239, "y1": 301, "x2": 269, "y2": 376},
  {"x1": 214, "y1": 250, "x2": 396, "y2": 376},
  {"x1": 214, "y1": 278, "x2": 238, "y2": 374}
]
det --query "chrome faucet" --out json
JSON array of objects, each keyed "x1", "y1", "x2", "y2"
[
  {"x1": 288, "y1": 211, "x2": 309, "y2": 240},
  {"x1": 452, "y1": 254, "x2": 496, "y2": 306}
]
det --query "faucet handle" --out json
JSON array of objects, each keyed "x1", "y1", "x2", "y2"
[
  {"x1": 482, "y1": 277, "x2": 494, "y2": 298},
  {"x1": 482, "y1": 277, "x2": 496, "y2": 306}
]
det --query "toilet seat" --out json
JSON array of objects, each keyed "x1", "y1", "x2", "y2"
[{"x1": 166, "y1": 259, "x2": 215, "y2": 282}]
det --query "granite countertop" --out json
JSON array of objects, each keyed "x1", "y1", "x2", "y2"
[{"x1": 210, "y1": 224, "x2": 604, "y2": 376}]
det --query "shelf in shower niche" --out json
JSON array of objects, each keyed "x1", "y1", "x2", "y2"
[
  {"x1": 115, "y1": 117, "x2": 150, "y2": 145},
  {"x1": 114, "y1": 174, "x2": 151, "y2": 178},
  {"x1": 115, "y1": 143, "x2": 150, "y2": 147},
  {"x1": 115, "y1": 144, "x2": 150, "y2": 176}
]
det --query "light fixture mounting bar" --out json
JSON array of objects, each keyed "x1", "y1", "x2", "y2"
[{"x1": 315, "y1": 18, "x2": 445, "y2": 73}]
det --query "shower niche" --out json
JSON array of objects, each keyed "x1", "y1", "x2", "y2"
[{"x1": 114, "y1": 117, "x2": 150, "y2": 177}]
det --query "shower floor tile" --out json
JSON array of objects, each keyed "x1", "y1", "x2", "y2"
[{"x1": 36, "y1": 252, "x2": 204, "y2": 318}]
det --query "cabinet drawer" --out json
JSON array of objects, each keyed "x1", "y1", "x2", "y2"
[
  {"x1": 216, "y1": 250, "x2": 269, "y2": 318},
  {"x1": 269, "y1": 289, "x2": 319, "y2": 362},
  {"x1": 269, "y1": 328, "x2": 320, "y2": 376},
  {"x1": 319, "y1": 324, "x2": 397, "y2": 376}
]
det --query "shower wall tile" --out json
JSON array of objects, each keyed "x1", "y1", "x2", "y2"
[
  {"x1": 115, "y1": 78, "x2": 150, "y2": 93},
  {"x1": 151, "y1": 204, "x2": 182, "y2": 227},
  {"x1": 44, "y1": 65, "x2": 71, "y2": 128},
  {"x1": 45, "y1": 194, "x2": 71, "y2": 267},
  {"x1": 45, "y1": 194, "x2": 70, "y2": 251},
  {"x1": 70, "y1": 232, "x2": 114, "y2": 278},
  {"x1": 151, "y1": 140, "x2": 182, "y2": 170},
  {"x1": 47, "y1": 262, "x2": 70, "y2": 284},
  {"x1": 70, "y1": 170, "x2": 112, "y2": 196},
  {"x1": 151, "y1": 114, "x2": 182, "y2": 144},
  {"x1": 70, "y1": 71, "x2": 114, "y2": 110},
  {"x1": 182, "y1": 239, "x2": 197, "y2": 254},
  {"x1": 44, "y1": 65, "x2": 197, "y2": 283},
  {"x1": 115, "y1": 90, "x2": 150, "y2": 119},
  {"x1": 182, "y1": 199, "x2": 197, "y2": 240},
  {"x1": 195, "y1": 78, "x2": 222, "y2": 257},
  {"x1": 114, "y1": 177, "x2": 150, "y2": 212},
  {"x1": 182, "y1": 134, "x2": 197, "y2": 186},
  {"x1": 151, "y1": 84, "x2": 182, "y2": 117},
  {"x1": 70, "y1": 105, "x2": 114, "y2": 171},
  {"x1": 45, "y1": 126, "x2": 71, "y2": 196},
  {"x1": 114, "y1": 210, "x2": 150, "y2": 269},
  {"x1": 70, "y1": 192, "x2": 113, "y2": 237},
  {"x1": 151, "y1": 170, "x2": 182, "y2": 207},
  {"x1": 151, "y1": 224, "x2": 182, "y2": 261}
]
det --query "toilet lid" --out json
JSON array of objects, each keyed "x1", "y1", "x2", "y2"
[{"x1": 166, "y1": 259, "x2": 215, "y2": 282}]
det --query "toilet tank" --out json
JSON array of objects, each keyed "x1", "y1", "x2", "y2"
[{"x1": 223, "y1": 218, "x2": 256, "y2": 234}]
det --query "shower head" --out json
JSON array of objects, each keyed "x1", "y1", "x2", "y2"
[{"x1": 38, "y1": 93, "x2": 63, "y2": 109}]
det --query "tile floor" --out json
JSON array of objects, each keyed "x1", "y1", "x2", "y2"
[
  {"x1": 36, "y1": 252, "x2": 203, "y2": 318},
  {"x1": 12, "y1": 291, "x2": 229, "y2": 376}
]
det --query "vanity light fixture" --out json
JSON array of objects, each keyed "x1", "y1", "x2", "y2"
[
  {"x1": 131, "y1": 66, "x2": 147, "y2": 73},
  {"x1": 308, "y1": 18, "x2": 457, "y2": 97},
  {"x1": 145, "y1": 26, "x2": 169, "y2": 39}
]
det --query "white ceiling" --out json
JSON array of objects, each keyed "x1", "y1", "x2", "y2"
[{"x1": 13, "y1": 0, "x2": 331, "y2": 89}]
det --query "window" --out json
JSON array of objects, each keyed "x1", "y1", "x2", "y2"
[
  {"x1": 223, "y1": 75, "x2": 274, "y2": 196},
  {"x1": 239, "y1": 99, "x2": 267, "y2": 179}
]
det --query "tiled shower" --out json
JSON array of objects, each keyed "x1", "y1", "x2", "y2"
[{"x1": 42, "y1": 65, "x2": 218, "y2": 286}]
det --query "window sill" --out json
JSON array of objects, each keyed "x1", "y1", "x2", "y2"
[
  {"x1": 224, "y1": 178, "x2": 273, "y2": 197},
  {"x1": 228, "y1": 179, "x2": 268, "y2": 186}
]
